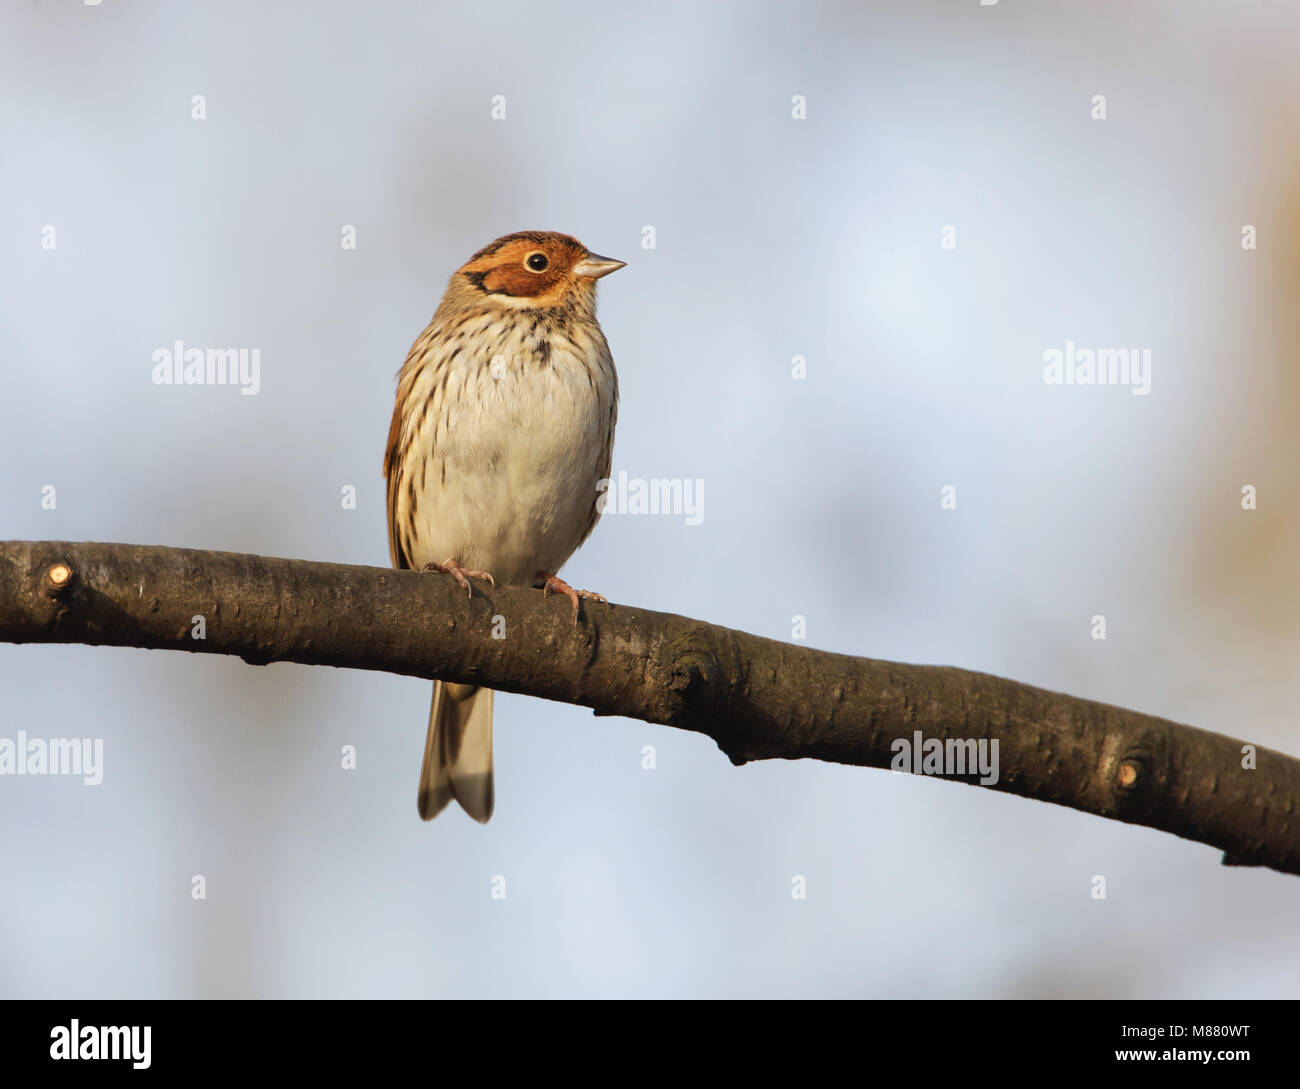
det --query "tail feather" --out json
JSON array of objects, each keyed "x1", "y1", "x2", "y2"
[{"x1": 418, "y1": 681, "x2": 494, "y2": 822}]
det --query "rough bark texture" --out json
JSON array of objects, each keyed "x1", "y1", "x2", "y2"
[{"x1": 1, "y1": 540, "x2": 1296, "y2": 876}]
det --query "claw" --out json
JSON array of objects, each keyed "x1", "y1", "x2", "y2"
[
  {"x1": 423, "y1": 559, "x2": 495, "y2": 598},
  {"x1": 538, "y1": 572, "x2": 607, "y2": 623}
]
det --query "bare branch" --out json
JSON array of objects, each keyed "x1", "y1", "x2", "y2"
[{"x1": 1, "y1": 540, "x2": 1296, "y2": 876}]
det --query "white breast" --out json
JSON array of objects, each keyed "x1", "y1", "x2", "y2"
[{"x1": 393, "y1": 310, "x2": 617, "y2": 586}]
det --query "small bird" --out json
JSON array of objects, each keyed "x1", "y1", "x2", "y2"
[{"x1": 384, "y1": 231, "x2": 624, "y2": 822}]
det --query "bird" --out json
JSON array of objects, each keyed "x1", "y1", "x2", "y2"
[{"x1": 383, "y1": 231, "x2": 624, "y2": 823}]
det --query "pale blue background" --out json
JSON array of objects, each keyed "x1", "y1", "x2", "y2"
[{"x1": 2, "y1": 0, "x2": 1298, "y2": 997}]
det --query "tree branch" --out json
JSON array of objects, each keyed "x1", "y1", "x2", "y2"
[{"x1": 1, "y1": 540, "x2": 1296, "y2": 876}]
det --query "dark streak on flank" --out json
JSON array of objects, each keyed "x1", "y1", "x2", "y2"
[{"x1": 416, "y1": 392, "x2": 430, "y2": 438}]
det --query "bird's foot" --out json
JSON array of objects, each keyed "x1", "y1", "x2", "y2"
[
  {"x1": 538, "y1": 572, "x2": 607, "y2": 623},
  {"x1": 423, "y1": 558, "x2": 495, "y2": 598}
]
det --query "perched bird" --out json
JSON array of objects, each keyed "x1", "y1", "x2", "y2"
[{"x1": 384, "y1": 231, "x2": 624, "y2": 822}]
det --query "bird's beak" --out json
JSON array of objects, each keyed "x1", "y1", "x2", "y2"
[{"x1": 573, "y1": 253, "x2": 626, "y2": 279}]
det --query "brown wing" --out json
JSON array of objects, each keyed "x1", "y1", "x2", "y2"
[
  {"x1": 383, "y1": 399, "x2": 409, "y2": 571},
  {"x1": 384, "y1": 322, "x2": 442, "y2": 571}
]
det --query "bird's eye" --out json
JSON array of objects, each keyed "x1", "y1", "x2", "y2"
[{"x1": 525, "y1": 252, "x2": 549, "y2": 272}]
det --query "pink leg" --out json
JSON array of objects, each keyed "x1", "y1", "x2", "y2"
[
  {"x1": 538, "y1": 572, "x2": 608, "y2": 623},
  {"x1": 423, "y1": 558, "x2": 496, "y2": 598}
]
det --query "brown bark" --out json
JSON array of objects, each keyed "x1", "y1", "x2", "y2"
[{"x1": 1, "y1": 540, "x2": 1296, "y2": 876}]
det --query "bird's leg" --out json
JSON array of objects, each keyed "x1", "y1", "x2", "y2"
[
  {"x1": 423, "y1": 558, "x2": 495, "y2": 598},
  {"x1": 538, "y1": 572, "x2": 607, "y2": 623}
]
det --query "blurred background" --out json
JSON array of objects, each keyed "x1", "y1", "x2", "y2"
[{"x1": 2, "y1": 0, "x2": 1298, "y2": 998}]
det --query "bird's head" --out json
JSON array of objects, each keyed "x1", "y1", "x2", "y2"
[{"x1": 455, "y1": 231, "x2": 625, "y2": 311}]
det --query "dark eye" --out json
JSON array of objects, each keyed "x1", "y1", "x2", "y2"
[{"x1": 525, "y1": 252, "x2": 549, "y2": 272}]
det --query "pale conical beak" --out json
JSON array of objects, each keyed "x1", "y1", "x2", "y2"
[{"x1": 573, "y1": 253, "x2": 626, "y2": 279}]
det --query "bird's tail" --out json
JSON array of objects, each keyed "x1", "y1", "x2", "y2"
[{"x1": 417, "y1": 681, "x2": 494, "y2": 822}]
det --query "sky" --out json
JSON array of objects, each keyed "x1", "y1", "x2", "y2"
[{"x1": 2, "y1": 0, "x2": 1299, "y2": 998}]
